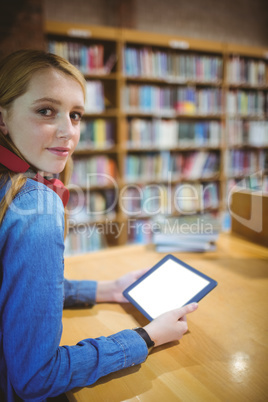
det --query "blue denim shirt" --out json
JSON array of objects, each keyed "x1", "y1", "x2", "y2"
[{"x1": 0, "y1": 178, "x2": 148, "y2": 401}]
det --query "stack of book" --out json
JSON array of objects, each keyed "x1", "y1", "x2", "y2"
[{"x1": 152, "y1": 214, "x2": 221, "y2": 252}]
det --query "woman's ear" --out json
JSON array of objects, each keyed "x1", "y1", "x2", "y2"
[{"x1": 0, "y1": 107, "x2": 8, "y2": 135}]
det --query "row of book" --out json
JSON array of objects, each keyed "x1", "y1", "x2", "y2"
[
  {"x1": 123, "y1": 47, "x2": 223, "y2": 82},
  {"x1": 71, "y1": 156, "x2": 117, "y2": 187},
  {"x1": 48, "y1": 40, "x2": 116, "y2": 75},
  {"x1": 67, "y1": 189, "x2": 116, "y2": 224},
  {"x1": 227, "y1": 56, "x2": 267, "y2": 86},
  {"x1": 125, "y1": 151, "x2": 220, "y2": 182},
  {"x1": 127, "y1": 119, "x2": 221, "y2": 148},
  {"x1": 227, "y1": 149, "x2": 268, "y2": 174},
  {"x1": 226, "y1": 90, "x2": 268, "y2": 116},
  {"x1": 65, "y1": 227, "x2": 107, "y2": 255},
  {"x1": 127, "y1": 219, "x2": 153, "y2": 244},
  {"x1": 225, "y1": 150, "x2": 259, "y2": 177},
  {"x1": 48, "y1": 41, "x2": 267, "y2": 88},
  {"x1": 84, "y1": 81, "x2": 105, "y2": 113},
  {"x1": 77, "y1": 119, "x2": 115, "y2": 150},
  {"x1": 226, "y1": 119, "x2": 268, "y2": 146},
  {"x1": 123, "y1": 85, "x2": 222, "y2": 115},
  {"x1": 121, "y1": 181, "x2": 219, "y2": 216}
]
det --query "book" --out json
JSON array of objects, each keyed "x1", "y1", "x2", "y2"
[
  {"x1": 84, "y1": 81, "x2": 105, "y2": 113},
  {"x1": 77, "y1": 119, "x2": 114, "y2": 150},
  {"x1": 155, "y1": 243, "x2": 217, "y2": 253},
  {"x1": 123, "y1": 47, "x2": 223, "y2": 82},
  {"x1": 71, "y1": 156, "x2": 117, "y2": 187},
  {"x1": 227, "y1": 56, "x2": 266, "y2": 86},
  {"x1": 124, "y1": 85, "x2": 223, "y2": 115},
  {"x1": 151, "y1": 214, "x2": 220, "y2": 252}
]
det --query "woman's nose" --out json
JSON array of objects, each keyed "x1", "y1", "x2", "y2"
[{"x1": 56, "y1": 116, "x2": 75, "y2": 139}]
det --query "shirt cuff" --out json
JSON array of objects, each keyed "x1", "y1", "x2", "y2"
[
  {"x1": 63, "y1": 279, "x2": 97, "y2": 308},
  {"x1": 108, "y1": 329, "x2": 149, "y2": 367}
]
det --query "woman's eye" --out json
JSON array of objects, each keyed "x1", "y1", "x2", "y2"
[
  {"x1": 71, "y1": 112, "x2": 82, "y2": 122},
  {"x1": 38, "y1": 108, "x2": 54, "y2": 117}
]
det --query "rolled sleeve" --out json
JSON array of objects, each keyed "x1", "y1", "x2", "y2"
[
  {"x1": 63, "y1": 279, "x2": 97, "y2": 308},
  {"x1": 62, "y1": 329, "x2": 149, "y2": 386},
  {"x1": 109, "y1": 329, "x2": 149, "y2": 368}
]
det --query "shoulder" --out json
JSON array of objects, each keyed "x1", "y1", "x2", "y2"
[
  {"x1": 1, "y1": 177, "x2": 65, "y2": 229},
  {"x1": 16, "y1": 178, "x2": 63, "y2": 211},
  {"x1": 16, "y1": 178, "x2": 63, "y2": 201}
]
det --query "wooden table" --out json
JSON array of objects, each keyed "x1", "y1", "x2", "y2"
[{"x1": 63, "y1": 233, "x2": 268, "y2": 402}]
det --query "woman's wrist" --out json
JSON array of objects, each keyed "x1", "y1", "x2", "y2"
[
  {"x1": 96, "y1": 280, "x2": 117, "y2": 303},
  {"x1": 133, "y1": 327, "x2": 155, "y2": 353}
]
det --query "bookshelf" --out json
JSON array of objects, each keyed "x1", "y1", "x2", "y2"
[
  {"x1": 224, "y1": 43, "x2": 268, "y2": 212},
  {"x1": 45, "y1": 21, "x2": 268, "y2": 255}
]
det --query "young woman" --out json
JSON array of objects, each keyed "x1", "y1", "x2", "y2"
[{"x1": 0, "y1": 50, "x2": 198, "y2": 401}]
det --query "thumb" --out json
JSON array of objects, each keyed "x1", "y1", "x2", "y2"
[{"x1": 176, "y1": 302, "x2": 198, "y2": 319}]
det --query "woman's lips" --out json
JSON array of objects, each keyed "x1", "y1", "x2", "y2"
[{"x1": 47, "y1": 147, "x2": 70, "y2": 157}]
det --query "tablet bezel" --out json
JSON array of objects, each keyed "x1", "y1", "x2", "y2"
[{"x1": 123, "y1": 254, "x2": 218, "y2": 321}]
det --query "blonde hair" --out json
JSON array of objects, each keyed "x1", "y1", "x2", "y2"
[{"x1": 0, "y1": 49, "x2": 86, "y2": 225}]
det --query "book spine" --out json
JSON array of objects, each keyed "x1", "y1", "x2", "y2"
[
  {"x1": 124, "y1": 85, "x2": 222, "y2": 115},
  {"x1": 227, "y1": 56, "x2": 267, "y2": 86},
  {"x1": 48, "y1": 40, "x2": 113, "y2": 75},
  {"x1": 123, "y1": 46, "x2": 223, "y2": 82},
  {"x1": 72, "y1": 156, "x2": 117, "y2": 186},
  {"x1": 77, "y1": 119, "x2": 115, "y2": 150}
]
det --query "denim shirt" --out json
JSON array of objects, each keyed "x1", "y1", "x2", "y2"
[{"x1": 0, "y1": 179, "x2": 148, "y2": 401}]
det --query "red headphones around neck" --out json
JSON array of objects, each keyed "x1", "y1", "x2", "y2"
[{"x1": 0, "y1": 144, "x2": 70, "y2": 207}]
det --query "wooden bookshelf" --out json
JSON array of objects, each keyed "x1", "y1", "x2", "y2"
[{"x1": 45, "y1": 21, "x2": 268, "y2": 254}]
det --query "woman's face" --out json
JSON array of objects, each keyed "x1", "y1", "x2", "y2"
[{"x1": 0, "y1": 68, "x2": 85, "y2": 175}]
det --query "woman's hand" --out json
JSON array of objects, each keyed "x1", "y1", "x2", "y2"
[
  {"x1": 143, "y1": 303, "x2": 198, "y2": 347},
  {"x1": 96, "y1": 268, "x2": 148, "y2": 303}
]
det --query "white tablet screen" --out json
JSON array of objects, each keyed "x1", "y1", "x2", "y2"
[{"x1": 127, "y1": 258, "x2": 210, "y2": 319}]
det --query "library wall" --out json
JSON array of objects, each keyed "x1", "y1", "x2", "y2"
[
  {"x1": 44, "y1": 0, "x2": 268, "y2": 47},
  {"x1": 0, "y1": 0, "x2": 45, "y2": 60}
]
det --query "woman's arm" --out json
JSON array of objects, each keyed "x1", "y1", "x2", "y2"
[
  {"x1": 64, "y1": 268, "x2": 147, "y2": 306},
  {"x1": 63, "y1": 278, "x2": 97, "y2": 307},
  {"x1": 1, "y1": 185, "x2": 148, "y2": 400}
]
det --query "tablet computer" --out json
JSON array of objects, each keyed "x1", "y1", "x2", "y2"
[{"x1": 123, "y1": 254, "x2": 217, "y2": 321}]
